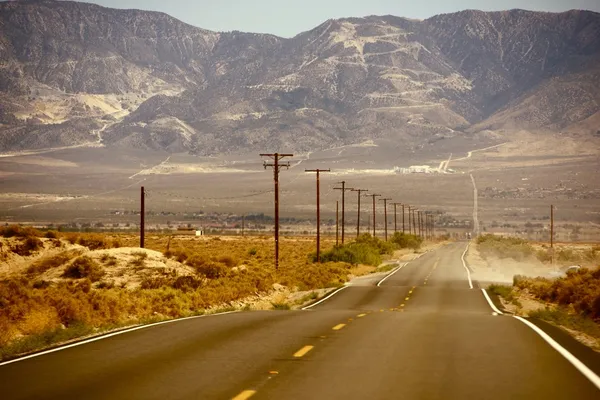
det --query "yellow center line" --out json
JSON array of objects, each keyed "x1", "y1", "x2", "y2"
[
  {"x1": 332, "y1": 323, "x2": 346, "y2": 331},
  {"x1": 405, "y1": 297, "x2": 410, "y2": 301},
  {"x1": 400, "y1": 304, "x2": 405, "y2": 307},
  {"x1": 293, "y1": 345, "x2": 314, "y2": 358},
  {"x1": 232, "y1": 390, "x2": 257, "y2": 400},
  {"x1": 357, "y1": 313, "x2": 367, "y2": 318}
]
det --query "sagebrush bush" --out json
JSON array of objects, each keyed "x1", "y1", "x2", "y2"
[
  {"x1": 515, "y1": 268, "x2": 600, "y2": 320},
  {"x1": 27, "y1": 250, "x2": 79, "y2": 275},
  {"x1": 0, "y1": 225, "x2": 41, "y2": 239},
  {"x1": 62, "y1": 256, "x2": 105, "y2": 282},
  {"x1": 13, "y1": 237, "x2": 43, "y2": 256}
]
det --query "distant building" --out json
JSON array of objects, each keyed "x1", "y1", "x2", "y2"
[{"x1": 394, "y1": 165, "x2": 437, "y2": 174}]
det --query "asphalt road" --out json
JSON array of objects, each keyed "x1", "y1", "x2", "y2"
[{"x1": 1, "y1": 242, "x2": 599, "y2": 399}]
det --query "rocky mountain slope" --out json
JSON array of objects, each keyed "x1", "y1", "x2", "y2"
[{"x1": 1, "y1": 1, "x2": 599, "y2": 154}]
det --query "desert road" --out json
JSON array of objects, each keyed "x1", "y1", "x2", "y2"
[{"x1": 1, "y1": 242, "x2": 600, "y2": 399}]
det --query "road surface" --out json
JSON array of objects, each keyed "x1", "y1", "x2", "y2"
[{"x1": 1, "y1": 242, "x2": 599, "y2": 399}]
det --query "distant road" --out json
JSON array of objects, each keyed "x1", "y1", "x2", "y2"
[{"x1": 1, "y1": 243, "x2": 599, "y2": 399}]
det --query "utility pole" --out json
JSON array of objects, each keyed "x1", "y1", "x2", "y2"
[
  {"x1": 336, "y1": 201, "x2": 339, "y2": 246},
  {"x1": 334, "y1": 181, "x2": 353, "y2": 244},
  {"x1": 368, "y1": 194, "x2": 381, "y2": 237},
  {"x1": 260, "y1": 153, "x2": 293, "y2": 270},
  {"x1": 431, "y1": 213, "x2": 435, "y2": 239},
  {"x1": 379, "y1": 198, "x2": 392, "y2": 240},
  {"x1": 412, "y1": 208, "x2": 418, "y2": 238},
  {"x1": 419, "y1": 211, "x2": 424, "y2": 239},
  {"x1": 392, "y1": 202, "x2": 402, "y2": 234},
  {"x1": 402, "y1": 204, "x2": 406, "y2": 234},
  {"x1": 305, "y1": 169, "x2": 331, "y2": 262},
  {"x1": 241, "y1": 214, "x2": 245, "y2": 237},
  {"x1": 140, "y1": 186, "x2": 145, "y2": 248},
  {"x1": 407, "y1": 206, "x2": 412, "y2": 235},
  {"x1": 550, "y1": 204, "x2": 554, "y2": 249},
  {"x1": 351, "y1": 189, "x2": 368, "y2": 238}
]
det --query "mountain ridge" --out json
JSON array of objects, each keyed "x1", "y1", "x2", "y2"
[{"x1": 1, "y1": 1, "x2": 599, "y2": 155}]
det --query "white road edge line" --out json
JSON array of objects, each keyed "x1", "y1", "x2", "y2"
[
  {"x1": 0, "y1": 310, "x2": 240, "y2": 367},
  {"x1": 514, "y1": 316, "x2": 600, "y2": 391},
  {"x1": 302, "y1": 286, "x2": 348, "y2": 310},
  {"x1": 377, "y1": 263, "x2": 407, "y2": 287},
  {"x1": 461, "y1": 242, "x2": 473, "y2": 289},
  {"x1": 481, "y1": 288, "x2": 504, "y2": 315}
]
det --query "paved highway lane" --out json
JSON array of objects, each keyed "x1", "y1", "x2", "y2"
[{"x1": 1, "y1": 242, "x2": 599, "y2": 399}]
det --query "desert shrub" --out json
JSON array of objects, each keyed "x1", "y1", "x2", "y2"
[
  {"x1": 76, "y1": 234, "x2": 107, "y2": 250},
  {"x1": 27, "y1": 250, "x2": 78, "y2": 275},
  {"x1": 390, "y1": 232, "x2": 423, "y2": 249},
  {"x1": 195, "y1": 261, "x2": 228, "y2": 279},
  {"x1": 96, "y1": 280, "x2": 115, "y2": 289},
  {"x1": 476, "y1": 234, "x2": 534, "y2": 261},
  {"x1": 130, "y1": 251, "x2": 148, "y2": 267},
  {"x1": 1, "y1": 225, "x2": 41, "y2": 238},
  {"x1": 557, "y1": 249, "x2": 580, "y2": 263},
  {"x1": 271, "y1": 302, "x2": 290, "y2": 310},
  {"x1": 13, "y1": 237, "x2": 43, "y2": 256},
  {"x1": 317, "y1": 234, "x2": 392, "y2": 266},
  {"x1": 218, "y1": 255, "x2": 237, "y2": 268},
  {"x1": 248, "y1": 248, "x2": 258, "y2": 256},
  {"x1": 166, "y1": 248, "x2": 190, "y2": 263},
  {"x1": 62, "y1": 256, "x2": 105, "y2": 282},
  {"x1": 515, "y1": 268, "x2": 600, "y2": 320},
  {"x1": 172, "y1": 276, "x2": 203, "y2": 291},
  {"x1": 44, "y1": 230, "x2": 59, "y2": 239}
]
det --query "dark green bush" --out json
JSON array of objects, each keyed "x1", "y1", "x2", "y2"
[{"x1": 390, "y1": 232, "x2": 423, "y2": 249}]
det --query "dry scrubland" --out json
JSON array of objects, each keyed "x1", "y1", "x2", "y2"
[
  {"x1": 0, "y1": 225, "x2": 426, "y2": 360},
  {"x1": 475, "y1": 235, "x2": 600, "y2": 349}
]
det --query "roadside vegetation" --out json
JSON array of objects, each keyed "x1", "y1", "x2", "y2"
[
  {"x1": 476, "y1": 234, "x2": 600, "y2": 266},
  {"x1": 489, "y1": 269, "x2": 600, "y2": 346},
  {"x1": 317, "y1": 232, "x2": 422, "y2": 265},
  {"x1": 0, "y1": 226, "x2": 429, "y2": 360},
  {"x1": 477, "y1": 234, "x2": 600, "y2": 347}
]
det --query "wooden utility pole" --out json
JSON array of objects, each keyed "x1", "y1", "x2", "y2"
[
  {"x1": 351, "y1": 189, "x2": 368, "y2": 238},
  {"x1": 241, "y1": 214, "x2": 245, "y2": 237},
  {"x1": 336, "y1": 201, "x2": 339, "y2": 246},
  {"x1": 392, "y1": 203, "x2": 400, "y2": 234},
  {"x1": 550, "y1": 204, "x2": 554, "y2": 249},
  {"x1": 140, "y1": 186, "x2": 145, "y2": 248},
  {"x1": 402, "y1": 204, "x2": 406, "y2": 234},
  {"x1": 407, "y1": 206, "x2": 412, "y2": 235},
  {"x1": 379, "y1": 198, "x2": 392, "y2": 240},
  {"x1": 260, "y1": 153, "x2": 293, "y2": 270},
  {"x1": 334, "y1": 181, "x2": 353, "y2": 244},
  {"x1": 368, "y1": 194, "x2": 381, "y2": 237},
  {"x1": 412, "y1": 208, "x2": 418, "y2": 238},
  {"x1": 306, "y1": 169, "x2": 331, "y2": 262}
]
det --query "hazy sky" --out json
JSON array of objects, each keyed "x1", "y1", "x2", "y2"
[{"x1": 32, "y1": 1, "x2": 600, "y2": 37}]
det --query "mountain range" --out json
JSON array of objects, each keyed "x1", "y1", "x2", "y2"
[{"x1": 1, "y1": 0, "x2": 599, "y2": 155}]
